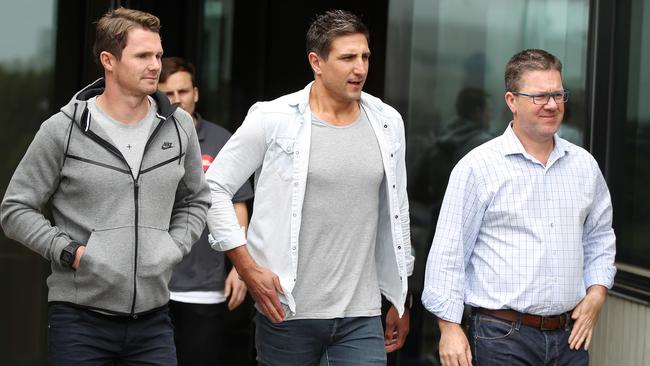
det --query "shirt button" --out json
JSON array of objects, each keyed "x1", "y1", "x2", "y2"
[
  {"x1": 550, "y1": 222, "x2": 554, "y2": 227},
  {"x1": 392, "y1": 184, "x2": 396, "y2": 188},
  {"x1": 294, "y1": 182, "x2": 298, "y2": 186},
  {"x1": 398, "y1": 246, "x2": 402, "y2": 250},
  {"x1": 383, "y1": 124, "x2": 388, "y2": 128},
  {"x1": 390, "y1": 153, "x2": 394, "y2": 158},
  {"x1": 295, "y1": 151, "x2": 299, "y2": 155},
  {"x1": 395, "y1": 215, "x2": 399, "y2": 219},
  {"x1": 292, "y1": 246, "x2": 296, "y2": 250},
  {"x1": 293, "y1": 213, "x2": 297, "y2": 217}
]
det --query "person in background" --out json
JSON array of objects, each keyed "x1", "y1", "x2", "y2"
[{"x1": 158, "y1": 56, "x2": 254, "y2": 366}]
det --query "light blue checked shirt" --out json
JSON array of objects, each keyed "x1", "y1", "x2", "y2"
[{"x1": 422, "y1": 123, "x2": 616, "y2": 323}]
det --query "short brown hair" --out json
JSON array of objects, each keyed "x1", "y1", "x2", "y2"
[
  {"x1": 306, "y1": 9, "x2": 369, "y2": 60},
  {"x1": 504, "y1": 49, "x2": 562, "y2": 92},
  {"x1": 160, "y1": 57, "x2": 196, "y2": 86},
  {"x1": 93, "y1": 7, "x2": 161, "y2": 67}
]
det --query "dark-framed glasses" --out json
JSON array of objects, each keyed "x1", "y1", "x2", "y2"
[{"x1": 512, "y1": 89, "x2": 569, "y2": 105}]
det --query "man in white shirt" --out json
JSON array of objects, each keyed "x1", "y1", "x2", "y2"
[
  {"x1": 422, "y1": 49, "x2": 616, "y2": 366},
  {"x1": 205, "y1": 9, "x2": 414, "y2": 366}
]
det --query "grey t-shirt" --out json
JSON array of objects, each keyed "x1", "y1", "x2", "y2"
[
  {"x1": 289, "y1": 109, "x2": 384, "y2": 320},
  {"x1": 87, "y1": 96, "x2": 156, "y2": 178}
]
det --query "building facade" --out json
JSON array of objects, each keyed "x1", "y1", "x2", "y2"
[{"x1": 0, "y1": 0, "x2": 648, "y2": 364}]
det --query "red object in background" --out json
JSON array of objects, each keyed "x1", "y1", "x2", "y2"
[{"x1": 202, "y1": 154, "x2": 214, "y2": 172}]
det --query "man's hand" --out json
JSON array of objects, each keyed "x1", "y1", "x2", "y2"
[
  {"x1": 569, "y1": 285, "x2": 607, "y2": 350},
  {"x1": 238, "y1": 263, "x2": 284, "y2": 323},
  {"x1": 438, "y1": 319, "x2": 472, "y2": 366},
  {"x1": 227, "y1": 245, "x2": 285, "y2": 323},
  {"x1": 71, "y1": 245, "x2": 85, "y2": 270},
  {"x1": 224, "y1": 267, "x2": 247, "y2": 310},
  {"x1": 385, "y1": 305, "x2": 409, "y2": 353}
]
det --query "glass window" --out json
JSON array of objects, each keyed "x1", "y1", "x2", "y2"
[
  {"x1": 611, "y1": 0, "x2": 650, "y2": 271},
  {"x1": 0, "y1": 0, "x2": 58, "y2": 365},
  {"x1": 198, "y1": 0, "x2": 236, "y2": 131},
  {"x1": 386, "y1": 0, "x2": 590, "y2": 363}
]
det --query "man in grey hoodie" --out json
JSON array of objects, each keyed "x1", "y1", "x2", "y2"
[{"x1": 0, "y1": 8, "x2": 210, "y2": 365}]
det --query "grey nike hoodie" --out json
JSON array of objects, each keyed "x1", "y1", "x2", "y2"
[{"x1": 1, "y1": 79, "x2": 210, "y2": 316}]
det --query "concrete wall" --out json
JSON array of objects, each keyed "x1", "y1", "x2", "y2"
[{"x1": 590, "y1": 294, "x2": 650, "y2": 365}]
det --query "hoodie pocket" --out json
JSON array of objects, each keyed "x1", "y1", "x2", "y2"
[
  {"x1": 138, "y1": 229, "x2": 183, "y2": 278},
  {"x1": 74, "y1": 228, "x2": 133, "y2": 311},
  {"x1": 133, "y1": 228, "x2": 183, "y2": 312}
]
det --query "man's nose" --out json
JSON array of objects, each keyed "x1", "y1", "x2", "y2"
[
  {"x1": 353, "y1": 57, "x2": 367, "y2": 74},
  {"x1": 544, "y1": 96, "x2": 559, "y2": 109},
  {"x1": 150, "y1": 57, "x2": 161, "y2": 71}
]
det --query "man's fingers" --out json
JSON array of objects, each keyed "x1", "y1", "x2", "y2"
[
  {"x1": 265, "y1": 279, "x2": 285, "y2": 319},
  {"x1": 259, "y1": 289, "x2": 284, "y2": 323},
  {"x1": 465, "y1": 346, "x2": 473, "y2": 365},
  {"x1": 259, "y1": 299, "x2": 282, "y2": 323},
  {"x1": 273, "y1": 276, "x2": 284, "y2": 294},
  {"x1": 569, "y1": 322, "x2": 589, "y2": 350},
  {"x1": 459, "y1": 354, "x2": 470, "y2": 366},
  {"x1": 584, "y1": 331, "x2": 593, "y2": 350},
  {"x1": 440, "y1": 354, "x2": 459, "y2": 366}
]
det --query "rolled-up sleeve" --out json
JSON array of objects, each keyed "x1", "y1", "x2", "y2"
[{"x1": 205, "y1": 104, "x2": 268, "y2": 251}]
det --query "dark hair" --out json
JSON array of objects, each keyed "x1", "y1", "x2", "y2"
[
  {"x1": 456, "y1": 87, "x2": 488, "y2": 120},
  {"x1": 504, "y1": 49, "x2": 562, "y2": 92},
  {"x1": 306, "y1": 9, "x2": 369, "y2": 60},
  {"x1": 160, "y1": 57, "x2": 196, "y2": 86},
  {"x1": 93, "y1": 7, "x2": 161, "y2": 67}
]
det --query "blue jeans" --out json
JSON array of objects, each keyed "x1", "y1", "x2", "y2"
[
  {"x1": 469, "y1": 312, "x2": 588, "y2": 366},
  {"x1": 254, "y1": 312, "x2": 386, "y2": 366},
  {"x1": 48, "y1": 303, "x2": 176, "y2": 366}
]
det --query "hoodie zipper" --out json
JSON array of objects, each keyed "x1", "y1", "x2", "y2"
[
  {"x1": 83, "y1": 112, "x2": 169, "y2": 318},
  {"x1": 128, "y1": 117, "x2": 166, "y2": 318}
]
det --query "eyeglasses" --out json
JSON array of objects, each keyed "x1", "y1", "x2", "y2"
[{"x1": 511, "y1": 89, "x2": 569, "y2": 105}]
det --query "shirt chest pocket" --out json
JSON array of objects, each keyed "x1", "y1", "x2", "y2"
[{"x1": 266, "y1": 136, "x2": 295, "y2": 181}]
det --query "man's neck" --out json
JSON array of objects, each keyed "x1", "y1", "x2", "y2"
[
  {"x1": 308, "y1": 82, "x2": 360, "y2": 126},
  {"x1": 512, "y1": 127, "x2": 555, "y2": 166},
  {"x1": 96, "y1": 88, "x2": 151, "y2": 125}
]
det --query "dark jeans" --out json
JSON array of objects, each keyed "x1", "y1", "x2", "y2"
[
  {"x1": 469, "y1": 312, "x2": 588, "y2": 366},
  {"x1": 254, "y1": 312, "x2": 386, "y2": 366},
  {"x1": 169, "y1": 300, "x2": 226, "y2": 366},
  {"x1": 48, "y1": 303, "x2": 176, "y2": 366}
]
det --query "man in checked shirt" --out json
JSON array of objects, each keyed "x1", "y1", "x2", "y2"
[{"x1": 422, "y1": 49, "x2": 616, "y2": 366}]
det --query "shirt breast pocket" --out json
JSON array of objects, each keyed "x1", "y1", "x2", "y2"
[{"x1": 266, "y1": 136, "x2": 295, "y2": 181}]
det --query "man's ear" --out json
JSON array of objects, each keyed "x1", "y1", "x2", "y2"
[
  {"x1": 505, "y1": 91, "x2": 517, "y2": 114},
  {"x1": 193, "y1": 87, "x2": 199, "y2": 103},
  {"x1": 100, "y1": 51, "x2": 116, "y2": 72},
  {"x1": 308, "y1": 52, "x2": 322, "y2": 76}
]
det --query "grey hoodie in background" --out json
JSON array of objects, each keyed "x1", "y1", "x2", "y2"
[{"x1": 0, "y1": 78, "x2": 211, "y2": 316}]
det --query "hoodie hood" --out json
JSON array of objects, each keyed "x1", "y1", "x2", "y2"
[{"x1": 60, "y1": 78, "x2": 179, "y2": 125}]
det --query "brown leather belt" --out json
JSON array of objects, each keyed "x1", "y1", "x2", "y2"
[{"x1": 473, "y1": 307, "x2": 570, "y2": 330}]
